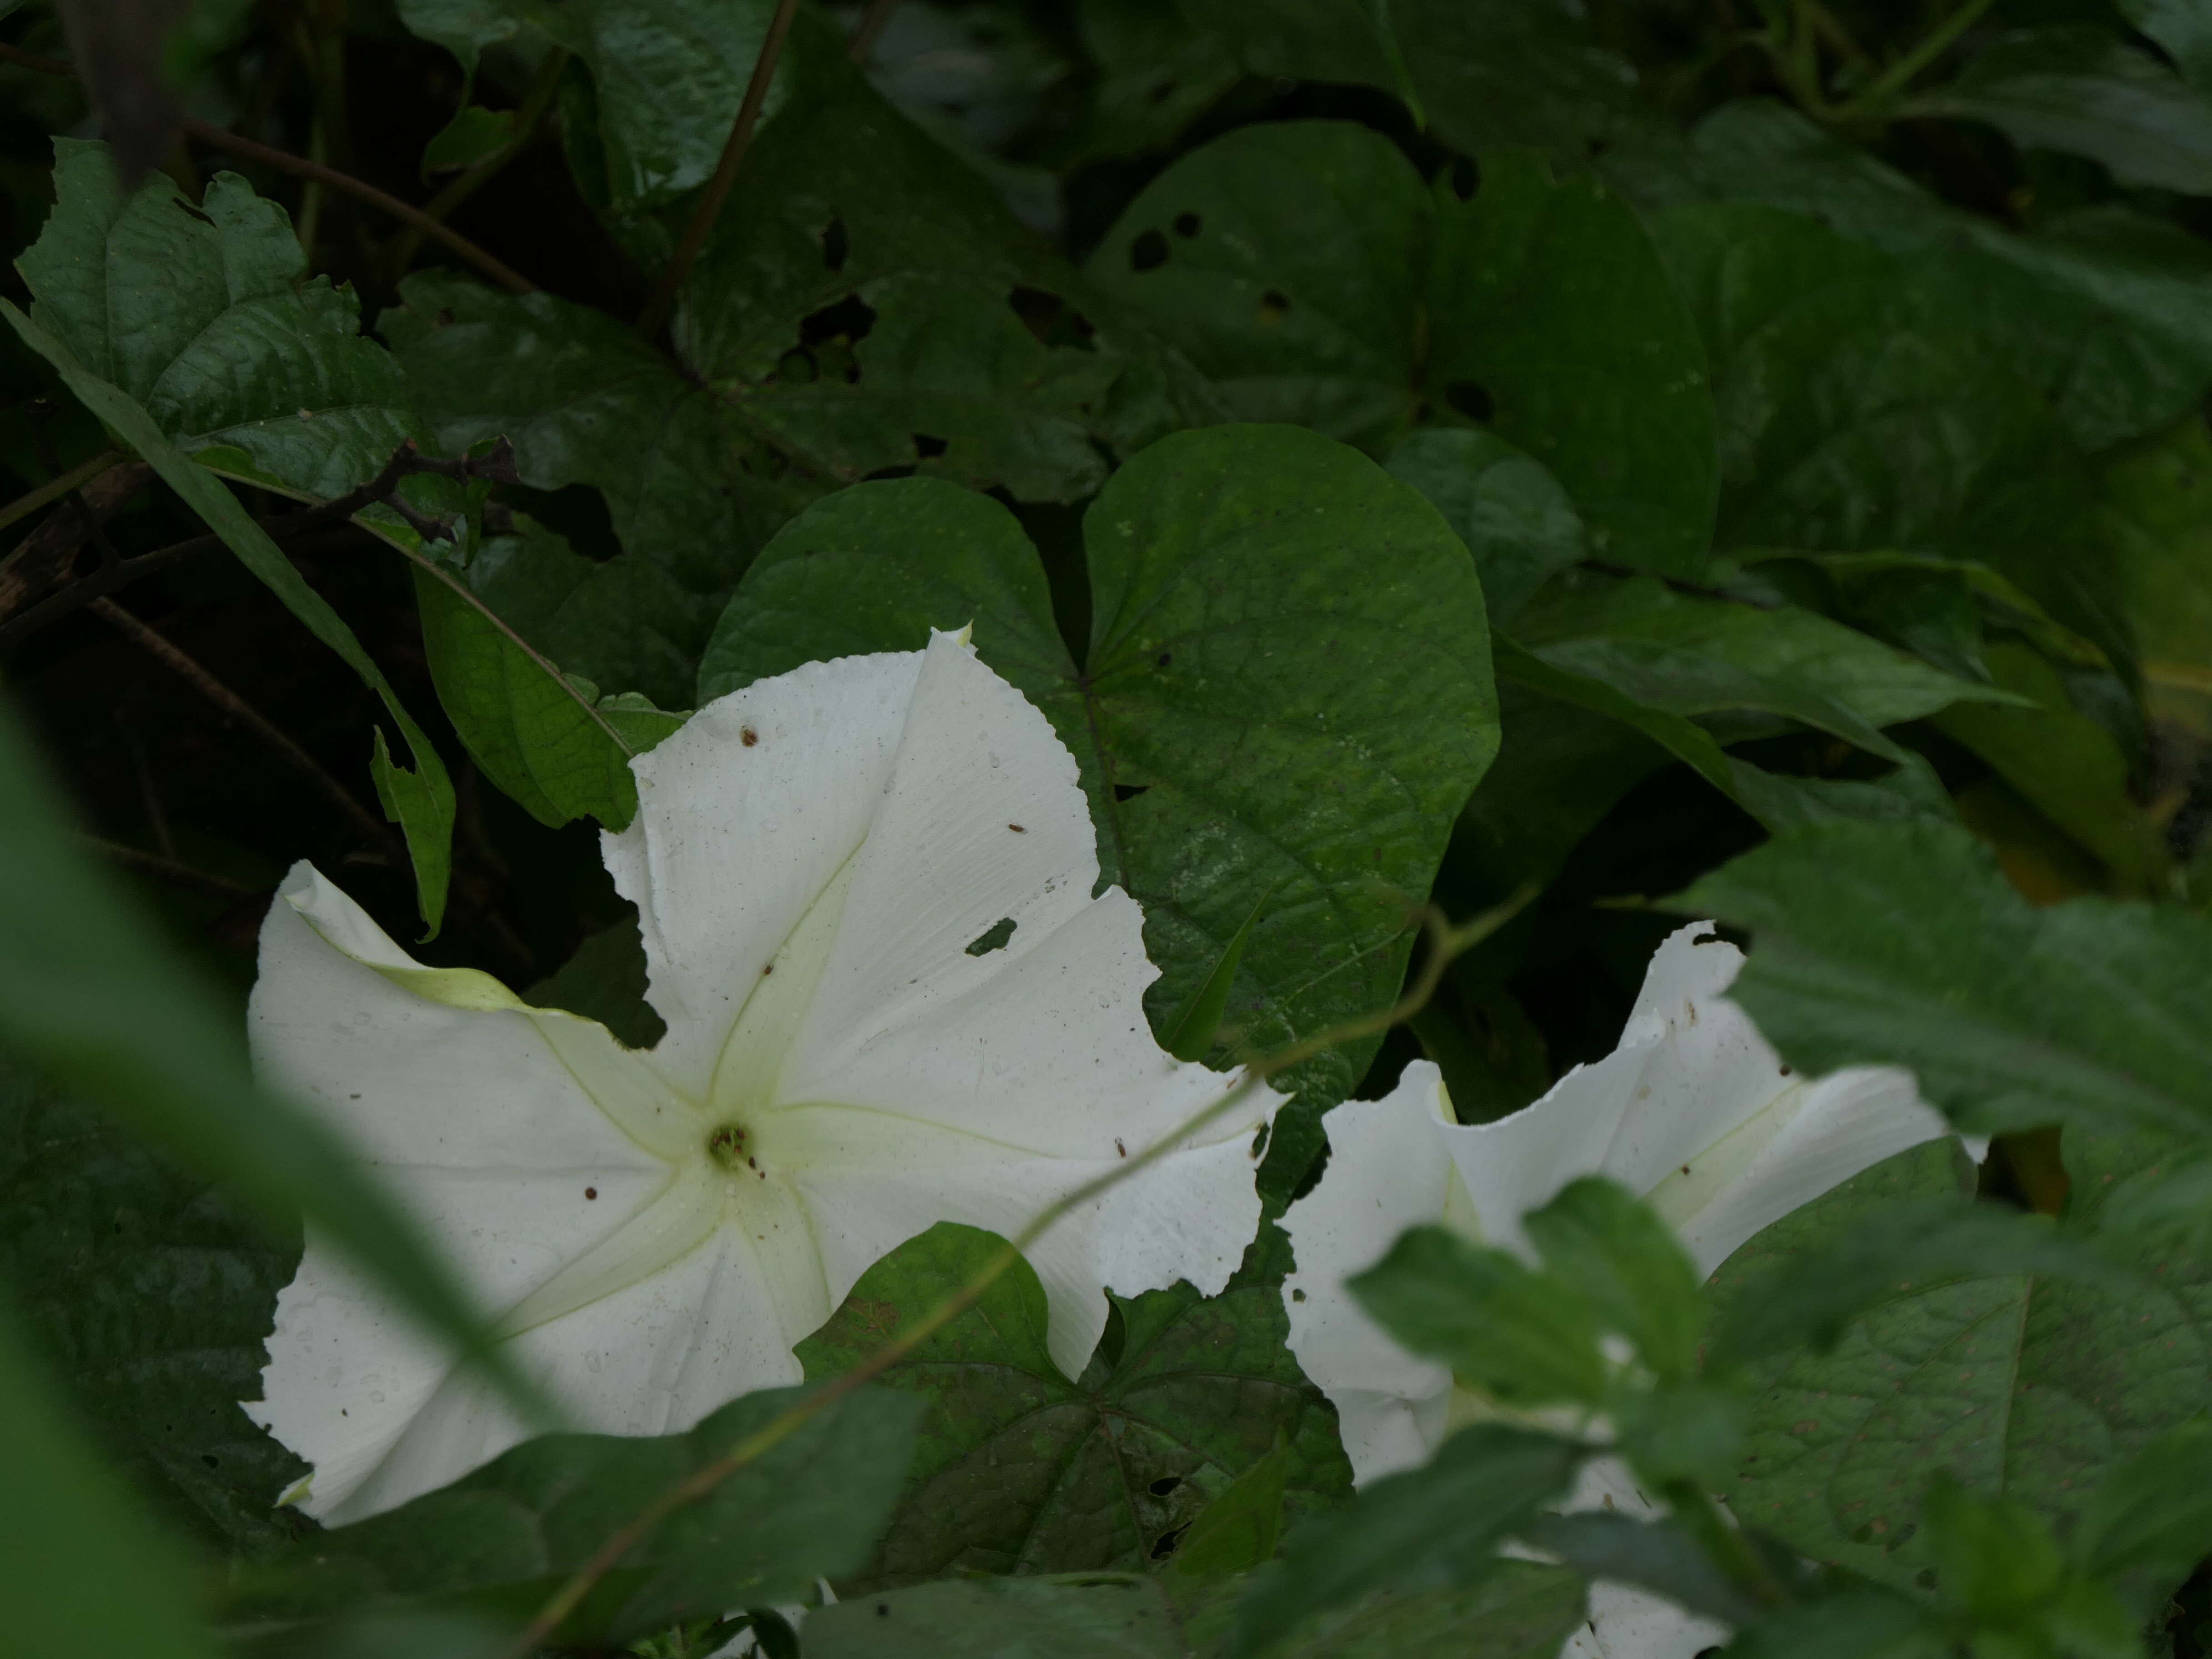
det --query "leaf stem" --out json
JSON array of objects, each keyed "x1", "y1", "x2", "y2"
[
  {"x1": 80, "y1": 836, "x2": 261, "y2": 902},
  {"x1": 90, "y1": 597, "x2": 394, "y2": 848},
  {"x1": 503, "y1": 887, "x2": 1536, "y2": 1655},
  {"x1": 0, "y1": 41, "x2": 536, "y2": 295},
  {"x1": 0, "y1": 449, "x2": 120, "y2": 536},
  {"x1": 633, "y1": 0, "x2": 803, "y2": 339},
  {"x1": 180, "y1": 118, "x2": 538, "y2": 295}
]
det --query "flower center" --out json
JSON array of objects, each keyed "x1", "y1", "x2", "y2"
[{"x1": 705, "y1": 1121, "x2": 753, "y2": 1171}]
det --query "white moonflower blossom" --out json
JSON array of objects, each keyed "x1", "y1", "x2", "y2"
[
  {"x1": 1281, "y1": 921, "x2": 1972, "y2": 1659},
  {"x1": 245, "y1": 631, "x2": 1281, "y2": 1523}
]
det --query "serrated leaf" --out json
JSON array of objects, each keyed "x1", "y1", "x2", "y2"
[
  {"x1": 20, "y1": 141, "x2": 417, "y2": 501},
  {"x1": 700, "y1": 429, "x2": 1498, "y2": 1182},
  {"x1": 0, "y1": 1292, "x2": 222, "y2": 1659},
  {"x1": 0, "y1": 1058, "x2": 305, "y2": 1552},
  {"x1": 794, "y1": 1222, "x2": 1351, "y2": 1585},
  {"x1": 226, "y1": 1383, "x2": 920, "y2": 1645},
  {"x1": 381, "y1": 277, "x2": 796, "y2": 710},
  {"x1": 3, "y1": 296, "x2": 457, "y2": 934}
]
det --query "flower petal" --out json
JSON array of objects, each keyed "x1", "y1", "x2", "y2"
[
  {"x1": 1443, "y1": 923, "x2": 1807, "y2": 1257},
  {"x1": 602, "y1": 648, "x2": 927, "y2": 1099},
  {"x1": 246, "y1": 864, "x2": 694, "y2": 1517},
  {"x1": 1558, "y1": 1461, "x2": 1732, "y2": 1659},
  {"x1": 275, "y1": 1218, "x2": 809, "y2": 1523},
  {"x1": 1280, "y1": 1061, "x2": 1458, "y2": 1484},
  {"x1": 784, "y1": 631, "x2": 1131, "y2": 1145},
  {"x1": 1648, "y1": 1066, "x2": 1953, "y2": 1277},
  {"x1": 250, "y1": 865, "x2": 678, "y2": 1302},
  {"x1": 760, "y1": 635, "x2": 1278, "y2": 1363}
]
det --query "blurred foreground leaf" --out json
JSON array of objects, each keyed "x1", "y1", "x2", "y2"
[
  {"x1": 0, "y1": 699, "x2": 523, "y2": 1421},
  {"x1": 0, "y1": 1291, "x2": 220, "y2": 1659}
]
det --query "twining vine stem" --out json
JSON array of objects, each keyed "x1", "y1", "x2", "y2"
[
  {"x1": 503, "y1": 887, "x2": 1537, "y2": 1655},
  {"x1": 633, "y1": 0, "x2": 804, "y2": 339},
  {"x1": 0, "y1": 40, "x2": 535, "y2": 295}
]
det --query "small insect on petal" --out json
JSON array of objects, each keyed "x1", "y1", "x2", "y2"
[
  {"x1": 1009, "y1": 823, "x2": 1026, "y2": 833},
  {"x1": 1116, "y1": 1139, "x2": 1126, "y2": 1157},
  {"x1": 741, "y1": 725, "x2": 759, "y2": 746}
]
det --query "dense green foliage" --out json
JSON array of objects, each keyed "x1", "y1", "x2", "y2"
[{"x1": 7, "y1": 0, "x2": 2212, "y2": 1654}]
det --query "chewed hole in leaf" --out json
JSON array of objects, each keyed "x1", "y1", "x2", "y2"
[
  {"x1": 1172, "y1": 211, "x2": 1201, "y2": 237},
  {"x1": 801, "y1": 293, "x2": 875, "y2": 347},
  {"x1": 1446, "y1": 379, "x2": 1493, "y2": 421},
  {"x1": 1257, "y1": 289, "x2": 1291, "y2": 326},
  {"x1": 1010, "y1": 286, "x2": 1096, "y2": 350},
  {"x1": 1149, "y1": 1475, "x2": 1181, "y2": 1496},
  {"x1": 1130, "y1": 229, "x2": 1169, "y2": 272},
  {"x1": 965, "y1": 917, "x2": 1016, "y2": 956},
  {"x1": 1150, "y1": 1523, "x2": 1189, "y2": 1560},
  {"x1": 1113, "y1": 783, "x2": 1150, "y2": 802},
  {"x1": 819, "y1": 211, "x2": 849, "y2": 272},
  {"x1": 912, "y1": 433, "x2": 949, "y2": 459}
]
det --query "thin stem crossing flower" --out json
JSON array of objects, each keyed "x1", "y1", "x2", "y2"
[{"x1": 245, "y1": 632, "x2": 1280, "y2": 1522}]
